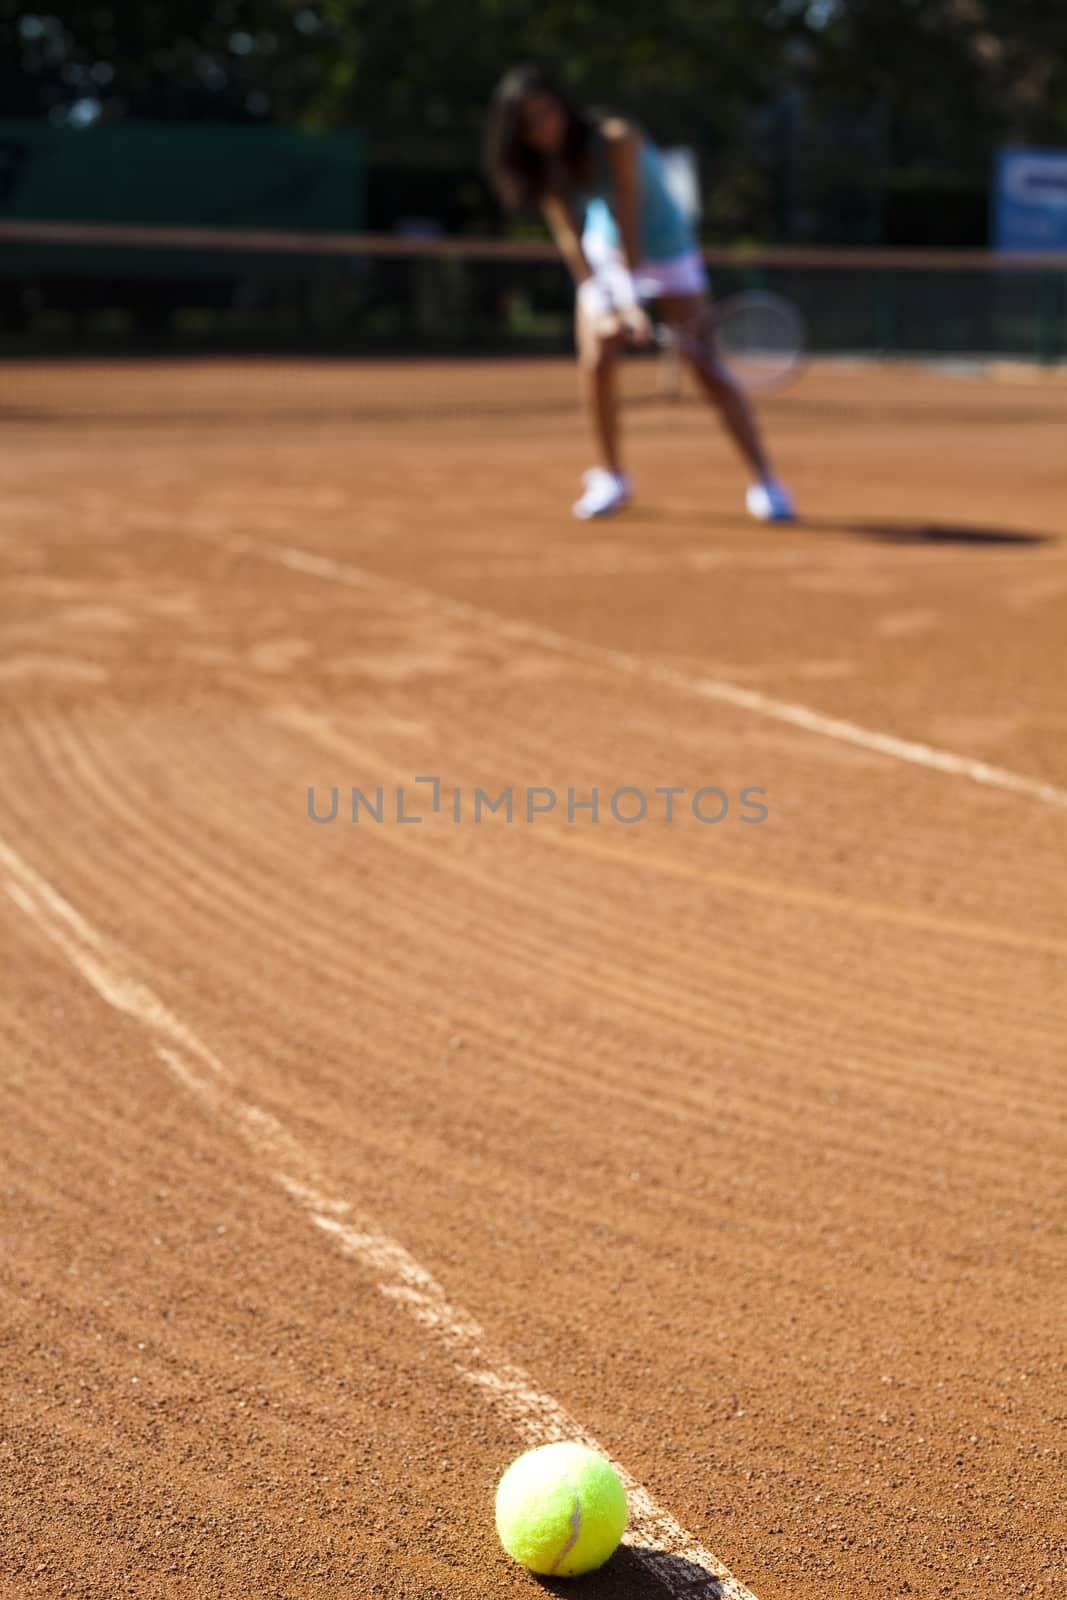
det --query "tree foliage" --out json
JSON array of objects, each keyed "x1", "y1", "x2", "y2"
[{"x1": 3, "y1": 0, "x2": 1066, "y2": 240}]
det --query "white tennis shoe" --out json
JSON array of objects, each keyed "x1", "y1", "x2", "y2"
[
  {"x1": 573, "y1": 468, "x2": 632, "y2": 520},
  {"x1": 746, "y1": 478, "x2": 797, "y2": 523}
]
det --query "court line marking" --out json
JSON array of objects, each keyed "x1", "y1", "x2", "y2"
[
  {"x1": 0, "y1": 832, "x2": 753, "y2": 1600},
  {"x1": 276, "y1": 703, "x2": 1066, "y2": 960},
  {"x1": 526, "y1": 830, "x2": 1067, "y2": 960},
  {"x1": 205, "y1": 531, "x2": 1067, "y2": 811}
]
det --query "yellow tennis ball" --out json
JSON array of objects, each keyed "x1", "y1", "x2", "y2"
[{"x1": 494, "y1": 1441, "x2": 628, "y2": 1577}]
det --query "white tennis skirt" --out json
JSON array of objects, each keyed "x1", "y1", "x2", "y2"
[{"x1": 584, "y1": 235, "x2": 709, "y2": 300}]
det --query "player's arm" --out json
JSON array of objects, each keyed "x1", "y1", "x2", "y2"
[
  {"x1": 601, "y1": 118, "x2": 642, "y2": 274},
  {"x1": 540, "y1": 190, "x2": 594, "y2": 287},
  {"x1": 597, "y1": 118, "x2": 651, "y2": 343}
]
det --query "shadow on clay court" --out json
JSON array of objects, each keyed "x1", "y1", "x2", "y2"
[
  {"x1": 824, "y1": 517, "x2": 1053, "y2": 546},
  {"x1": 534, "y1": 1546, "x2": 726, "y2": 1597},
  {"x1": 629, "y1": 509, "x2": 1055, "y2": 546}
]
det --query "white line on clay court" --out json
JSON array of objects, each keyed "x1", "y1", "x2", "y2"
[
  {"x1": 0, "y1": 834, "x2": 755, "y2": 1599},
  {"x1": 190, "y1": 526, "x2": 1067, "y2": 811}
]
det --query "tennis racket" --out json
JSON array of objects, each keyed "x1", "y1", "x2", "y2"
[{"x1": 655, "y1": 290, "x2": 807, "y2": 396}]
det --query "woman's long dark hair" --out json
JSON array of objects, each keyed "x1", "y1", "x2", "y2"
[{"x1": 485, "y1": 63, "x2": 596, "y2": 211}]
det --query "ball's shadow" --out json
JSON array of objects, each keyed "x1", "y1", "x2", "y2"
[{"x1": 533, "y1": 1545, "x2": 726, "y2": 1596}]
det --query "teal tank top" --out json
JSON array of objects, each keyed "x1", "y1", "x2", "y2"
[{"x1": 581, "y1": 137, "x2": 695, "y2": 263}]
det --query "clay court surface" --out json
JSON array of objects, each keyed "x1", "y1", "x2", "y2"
[{"x1": 1, "y1": 357, "x2": 1064, "y2": 1599}]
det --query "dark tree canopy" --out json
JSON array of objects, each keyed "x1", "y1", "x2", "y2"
[{"x1": 3, "y1": 1, "x2": 1066, "y2": 242}]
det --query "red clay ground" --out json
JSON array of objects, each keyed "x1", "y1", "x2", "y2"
[{"x1": 0, "y1": 358, "x2": 1064, "y2": 1600}]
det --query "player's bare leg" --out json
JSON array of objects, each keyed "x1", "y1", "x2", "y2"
[
  {"x1": 659, "y1": 292, "x2": 795, "y2": 521},
  {"x1": 577, "y1": 301, "x2": 625, "y2": 473},
  {"x1": 572, "y1": 303, "x2": 631, "y2": 518},
  {"x1": 659, "y1": 293, "x2": 770, "y2": 477}
]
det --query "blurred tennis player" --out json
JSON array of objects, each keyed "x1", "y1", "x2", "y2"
[{"x1": 486, "y1": 64, "x2": 796, "y2": 522}]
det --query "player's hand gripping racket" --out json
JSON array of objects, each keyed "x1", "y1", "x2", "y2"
[{"x1": 656, "y1": 290, "x2": 807, "y2": 396}]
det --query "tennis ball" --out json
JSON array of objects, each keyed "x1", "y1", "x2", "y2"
[{"x1": 494, "y1": 1441, "x2": 628, "y2": 1577}]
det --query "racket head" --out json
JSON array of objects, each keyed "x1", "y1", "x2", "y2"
[{"x1": 712, "y1": 290, "x2": 807, "y2": 393}]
